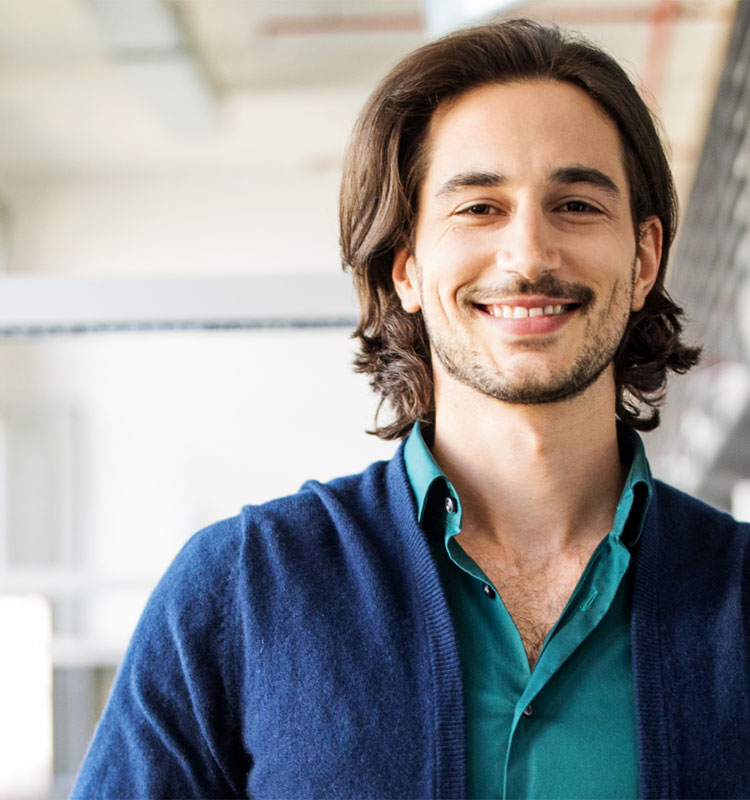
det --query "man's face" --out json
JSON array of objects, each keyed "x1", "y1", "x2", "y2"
[{"x1": 392, "y1": 79, "x2": 661, "y2": 407}]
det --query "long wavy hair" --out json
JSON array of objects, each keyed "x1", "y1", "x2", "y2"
[{"x1": 340, "y1": 19, "x2": 700, "y2": 439}]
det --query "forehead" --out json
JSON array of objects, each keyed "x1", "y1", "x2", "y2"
[{"x1": 422, "y1": 79, "x2": 628, "y2": 192}]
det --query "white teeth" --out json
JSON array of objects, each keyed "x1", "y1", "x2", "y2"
[{"x1": 487, "y1": 303, "x2": 568, "y2": 318}]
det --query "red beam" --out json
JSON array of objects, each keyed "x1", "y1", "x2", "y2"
[{"x1": 644, "y1": 0, "x2": 680, "y2": 99}]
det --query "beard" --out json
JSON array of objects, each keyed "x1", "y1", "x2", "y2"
[{"x1": 420, "y1": 269, "x2": 635, "y2": 406}]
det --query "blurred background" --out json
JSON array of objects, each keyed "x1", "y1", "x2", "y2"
[{"x1": 0, "y1": 0, "x2": 747, "y2": 796}]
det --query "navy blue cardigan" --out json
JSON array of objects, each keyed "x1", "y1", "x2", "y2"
[{"x1": 72, "y1": 448, "x2": 750, "y2": 799}]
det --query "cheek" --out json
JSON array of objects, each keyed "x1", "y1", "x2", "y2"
[
  {"x1": 423, "y1": 234, "x2": 497, "y2": 295},
  {"x1": 599, "y1": 276, "x2": 633, "y2": 320}
]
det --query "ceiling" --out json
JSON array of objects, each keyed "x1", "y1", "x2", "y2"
[{"x1": 0, "y1": 0, "x2": 738, "y2": 207}]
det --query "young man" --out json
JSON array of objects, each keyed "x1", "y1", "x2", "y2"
[{"x1": 73, "y1": 19, "x2": 749, "y2": 800}]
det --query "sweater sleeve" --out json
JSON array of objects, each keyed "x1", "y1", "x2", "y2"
[{"x1": 71, "y1": 516, "x2": 249, "y2": 800}]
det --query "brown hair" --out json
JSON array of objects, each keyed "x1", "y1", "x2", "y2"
[{"x1": 340, "y1": 18, "x2": 700, "y2": 439}]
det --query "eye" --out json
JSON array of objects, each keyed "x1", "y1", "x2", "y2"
[
  {"x1": 457, "y1": 203, "x2": 496, "y2": 216},
  {"x1": 558, "y1": 199, "x2": 601, "y2": 213}
]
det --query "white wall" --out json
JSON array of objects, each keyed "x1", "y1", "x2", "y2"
[
  {"x1": 7, "y1": 165, "x2": 342, "y2": 277},
  {"x1": 0, "y1": 327, "x2": 396, "y2": 573}
]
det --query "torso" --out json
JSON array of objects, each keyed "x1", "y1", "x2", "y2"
[{"x1": 458, "y1": 532, "x2": 599, "y2": 668}]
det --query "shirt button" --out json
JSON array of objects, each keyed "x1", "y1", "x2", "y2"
[
  {"x1": 482, "y1": 583, "x2": 495, "y2": 599},
  {"x1": 444, "y1": 496, "x2": 457, "y2": 513},
  {"x1": 522, "y1": 704, "x2": 533, "y2": 717}
]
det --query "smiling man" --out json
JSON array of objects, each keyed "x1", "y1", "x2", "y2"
[{"x1": 73, "y1": 19, "x2": 750, "y2": 800}]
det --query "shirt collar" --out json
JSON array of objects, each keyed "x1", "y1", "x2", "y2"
[
  {"x1": 403, "y1": 420, "x2": 457, "y2": 526},
  {"x1": 403, "y1": 420, "x2": 652, "y2": 545},
  {"x1": 613, "y1": 421, "x2": 653, "y2": 544}
]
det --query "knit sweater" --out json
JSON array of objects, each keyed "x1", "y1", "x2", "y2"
[{"x1": 72, "y1": 446, "x2": 750, "y2": 799}]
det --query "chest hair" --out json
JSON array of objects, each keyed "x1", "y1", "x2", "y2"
[{"x1": 459, "y1": 535, "x2": 595, "y2": 668}]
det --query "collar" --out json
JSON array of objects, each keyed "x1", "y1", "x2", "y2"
[{"x1": 403, "y1": 419, "x2": 653, "y2": 546}]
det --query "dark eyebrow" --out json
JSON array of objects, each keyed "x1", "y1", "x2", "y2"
[
  {"x1": 549, "y1": 166, "x2": 621, "y2": 198},
  {"x1": 434, "y1": 166, "x2": 622, "y2": 200},
  {"x1": 435, "y1": 171, "x2": 507, "y2": 198}
]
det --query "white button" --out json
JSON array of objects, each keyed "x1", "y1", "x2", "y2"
[
  {"x1": 522, "y1": 704, "x2": 533, "y2": 717},
  {"x1": 444, "y1": 496, "x2": 457, "y2": 513}
]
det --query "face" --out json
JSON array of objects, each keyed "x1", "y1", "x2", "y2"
[{"x1": 392, "y1": 79, "x2": 661, "y2": 407}]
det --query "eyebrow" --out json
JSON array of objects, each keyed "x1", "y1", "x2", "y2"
[
  {"x1": 434, "y1": 166, "x2": 621, "y2": 199},
  {"x1": 435, "y1": 171, "x2": 506, "y2": 197},
  {"x1": 550, "y1": 166, "x2": 621, "y2": 198}
]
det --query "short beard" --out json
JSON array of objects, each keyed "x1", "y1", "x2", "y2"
[
  {"x1": 422, "y1": 268, "x2": 635, "y2": 406},
  {"x1": 431, "y1": 328, "x2": 616, "y2": 405}
]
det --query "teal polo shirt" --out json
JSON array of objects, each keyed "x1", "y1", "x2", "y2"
[{"x1": 404, "y1": 422, "x2": 652, "y2": 799}]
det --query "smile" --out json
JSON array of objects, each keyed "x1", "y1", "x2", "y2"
[{"x1": 479, "y1": 302, "x2": 580, "y2": 319}]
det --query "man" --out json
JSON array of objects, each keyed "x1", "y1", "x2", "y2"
[{"x1": 73, "y1": 19, "x2": 749, "y2": 800}]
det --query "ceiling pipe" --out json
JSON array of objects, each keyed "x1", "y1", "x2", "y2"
[
  {"x1": 84, "y1": 0, "x2": 217, "y2": 134},
  {"x1": 259, "y1": 12, "x2": 424, "y2": 36}
]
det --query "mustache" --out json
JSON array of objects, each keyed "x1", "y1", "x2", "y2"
[{"x1": 459, "y1": 274, "x2": 595, "y2": 307}]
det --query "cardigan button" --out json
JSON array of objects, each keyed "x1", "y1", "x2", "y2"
[
  {"x1": 482, "y1": 583, "x2": 495, "y2": 600},
  {"x1": 444, "y1": 496, "x2": 457, "y2": 513},
  {"x1": 522, "y1": 704, "x2": 533, "y2": 717}
]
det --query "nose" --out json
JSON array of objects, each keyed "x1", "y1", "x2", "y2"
[{"x1": 494, "y1": 203, "x2": 560, "y2": 279}]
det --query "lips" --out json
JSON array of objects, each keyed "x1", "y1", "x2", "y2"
[{"x1": 471, "y1": 299, "x2": 583, "y2": 336}]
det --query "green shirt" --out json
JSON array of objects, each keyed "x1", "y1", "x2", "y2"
[{"x1": 403, "y1": 422, "x2": 652, "y2": 799}]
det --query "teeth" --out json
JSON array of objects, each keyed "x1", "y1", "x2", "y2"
[
  {"x1": 486, "y1": 303, "x2": 571, "y2": 319},
  {"x1": 487, "y1": 303, "x2": 568, "y2": 318}
]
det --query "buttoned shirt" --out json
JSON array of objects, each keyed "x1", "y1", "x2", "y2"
[{"x1": 403, "y1": 422, "x2": 652, "y2": 799}]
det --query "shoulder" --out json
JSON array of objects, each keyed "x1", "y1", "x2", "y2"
[
  {"x1": 158, "y1": 452, "x2": 406, "y2": 608},
  {"x1": 241, "y1": 455, "x2": 393, "y2": 533},
  {"x1": 115, "y1": 452, "x2": 406, "y2": 698},
  {"x1": 641, "y1": 479, "x2": 750, "y2": 588},
  {"x1": 649, "y1": 479, "x2": 749, "y2": 539}
]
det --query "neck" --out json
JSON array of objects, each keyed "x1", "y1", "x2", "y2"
[{"x1": 431, "y1": 370, "x2": 625, "y2": 556}]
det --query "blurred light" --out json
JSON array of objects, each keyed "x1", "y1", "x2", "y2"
[
  {"x1": 738, "y1": 276, "x2": 750, "y2": 360},
  {"x1": 424, "y1": 0, "x2": 526, "y2": 34},
  {"x1": 731, "y1": 479, "x2": 750, "y2": 522},
  {"x1": 0, "y1": 202, "x2": 8, "y2": 273},
  {"x1": 680, "y1": 408, "x2": 724, "y2": 462},
  {"x1": 0, "y1": 595, "x2": 52, "y2": 798},
  {"x1": 712, "y1": 363, "x2": 750, "y2": 421}
]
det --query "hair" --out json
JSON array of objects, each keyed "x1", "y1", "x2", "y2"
[{"x1": 340, "y1": 18, "x2": 700, "y2": 439}]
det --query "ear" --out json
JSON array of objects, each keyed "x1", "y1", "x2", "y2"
[
  {"x1": 631, "y1": 216, "x2": 662, "y2": 311},
  {"x1": 392, "y1": 243, "x2": 421, "y2": 313}
]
